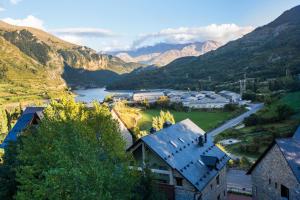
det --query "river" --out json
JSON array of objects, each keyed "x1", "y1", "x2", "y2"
[{"x1": 73, "y1": 88, "x2": 133, "y2": 103}]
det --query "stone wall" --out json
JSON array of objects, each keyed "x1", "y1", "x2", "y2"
[
  {"x1": 174, "y1": 166, "x2": 227, "y2": 200},
  {"x1": 200, "y1": 166, "x2": 227, "y2": 200},
  {"x1": 252, "y1": 144, "x2": 300, "y2": 200}
]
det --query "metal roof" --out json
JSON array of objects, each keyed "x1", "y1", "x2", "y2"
[
  {"x1": 140, "y1": 119, "x2": 230, "y2": 191},
  {"x1": 276, "y1": 137, "x2": 300, "y2": 183},
  {"x1": 0, "y1": 107, "x2": 44, "y2": 149},
  {"x1": 293, "y1": 125, "x2": 300, "y2": 141},
  {"x1": 248, "y1": 125, "x2": 300, "y2": 183}
]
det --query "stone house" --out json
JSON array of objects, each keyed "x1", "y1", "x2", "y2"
[
  {"x1": 247, "y1": 126, "x2": 300, "y2": 200},
  {"x1": 128, "y1": 119, "x2": 230, "y2": 200}
]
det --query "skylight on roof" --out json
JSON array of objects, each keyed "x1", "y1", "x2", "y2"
[
  {"x1": 170, "y1": 140, "x2": 177, "y2": 148},
  {"x1": 178, "y1": 138, "x2": 185, "y2": 143},
  {"x1": 198, "y1": 159, "x2": 204, "y2": 165}
]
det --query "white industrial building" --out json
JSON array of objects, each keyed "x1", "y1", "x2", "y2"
[
  {"x1": 133, "y1": 91, "x2": 165, "y2": 102},
  {"x1": 218, "y1": 90, "x2": 241, "y2": 103},
  {"x1": 167, "y1": 90, "x2": 234, "y2": 109}
]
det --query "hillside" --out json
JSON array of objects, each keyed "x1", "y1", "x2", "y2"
[
  {"x1": 108, "y1": 5, "x2": 300, "y2": 91},
  {"x1": 0, "y1": 21, "x2": 142, "y2": 104},
  {"x1": 110, "y1": 41, "x2": 221, "y2": 66},
  {"x1": 0, "y1": 36, "x2": 64, "y2": 105}
]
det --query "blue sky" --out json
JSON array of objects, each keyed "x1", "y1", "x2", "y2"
[{"x1": 1, "y1": 0, "x2": 300, "y2": 51}]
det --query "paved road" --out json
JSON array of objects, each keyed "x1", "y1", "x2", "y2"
[{"x1": 208, "y1": 103, "x2": 264, "y2": 139}]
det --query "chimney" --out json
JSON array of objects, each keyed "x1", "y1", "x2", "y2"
[
  {"x1": 163, "y1": 121, "x2": 172, "y2": 129},
  {"x1": 198, "y1": 136, "x2": 204, "y2": 146},
  {"x1": 150, "y1": 127, "x2": 157, "y2": 134}
]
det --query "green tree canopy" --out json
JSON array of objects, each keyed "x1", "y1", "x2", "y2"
[
  {"x1": 15, "y1": 96, "x2": 138, "y2": 200},
  {"x1": 0, "y1": 106, "x2": 8, "y2": 135}
]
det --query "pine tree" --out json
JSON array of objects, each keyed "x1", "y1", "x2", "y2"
[
  {"x1": 0, "y1": 107, "x2": 8, "y2": 134},
  {"x1": 151, "y1": 110, "x2": 175, "y2": 131}
]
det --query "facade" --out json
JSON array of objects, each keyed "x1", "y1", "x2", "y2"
[
  {"x1": 111, "y1": 108, "x2": 133, "y2": 149},
  {"x1": 133, "y1": 92, "x2": 165, "y2": 102},
  {"x1": 0, "y1": 107, "x2": 44, "y2": 149},
  {"x1": 128, "y1": 119, "x2": 230, "y2": 200},
  {"x1": 248, "y1": 126, "x2": 300, "y2": 200}
]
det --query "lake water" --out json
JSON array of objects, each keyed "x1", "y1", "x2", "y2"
[{"x1": 73, "y1": 88, "x2": 132, "y2": 103}]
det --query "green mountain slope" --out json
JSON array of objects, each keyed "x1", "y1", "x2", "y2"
[
  {"x1": 0, "y1": 21, "x2": 142, "y2": 104},
  {"x1": 0, "y1": 36, "x2": 64, "y2": 105},
  {"x1": 108, "y1": 5, "x2": 300, "y2": 90}
]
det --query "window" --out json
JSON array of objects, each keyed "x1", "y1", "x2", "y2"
[
  {"x1": 223, "y1": 190, "x2": 226, "y2": 196},
  {"x1": 175, "y1": 177, "x2": 183, "y2": 186},
  {"x1": 281, "y1": 184, "x2": 289, "y2": 199},
  {"x1": 216, "y1": 175, "x2": 220, "y2": 185},
  {"x1": 275, "y1": 182, "x2": 278, "y2": 189},
  {"x1": 217, "y1": 194, "x2": 220, "y2": 200},
  {"x1": 269, "y1": 178, "x2": 271, "y2": 185},
  {"x1": 253, "y1": 186, "x2": 257, "y2": 197},
  {"x1": 210, "y1": 184, "x2": 213, "y2": 190}
]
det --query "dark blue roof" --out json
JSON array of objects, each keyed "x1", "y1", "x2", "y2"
[
  {"x1": 293, "y1": 125, "x2": 300, "y2": 141},
  {"x1": 0, "y1": 107, "x2": 44, "y2": 149},
  {"x1": 273, "y1": 125, "x2": 300, "y2": 183},
  {"x1": 22, "y1": 107, "x2": 44, "y2": 115},
  {"x1": 276, "y1": 138, "x2": 300, "y2": 183},
  {"x1": 140, "y1": 119, "x2": 230, "y2": 191}
]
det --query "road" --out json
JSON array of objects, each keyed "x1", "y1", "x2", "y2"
[{"x1": 208, "y1": 103, "x2": 264, "y2": 139}]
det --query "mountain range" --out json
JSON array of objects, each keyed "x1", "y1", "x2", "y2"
[
  {"x1": 1, "y1": 5, "x2": 300, "y2": 104},
  {"x1": 108, "y1": 5, "x2": 300, "y2": 90},
  {"x1": 109, "y1": 41, "x2": 221, "y2": 66}
]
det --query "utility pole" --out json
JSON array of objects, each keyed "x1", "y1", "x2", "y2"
[
  {"x1": 239, "y1": 79, "x2": 246, "y2": 96},
  {"x1": 240, "y1": 80, "x2": 243, "y2": 96},
  {"x1": 286, "y1": 68, "x2": 290, "y2": 77}
]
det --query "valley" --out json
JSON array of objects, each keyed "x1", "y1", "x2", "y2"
[{"x1": 0, "y1": 2, "x2": 300, "y2": 199}]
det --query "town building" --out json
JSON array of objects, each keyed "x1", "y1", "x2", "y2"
[
  {"x1": 128, "y1": 119, "x2": 230, "y2": 200},
  {"x1": 133, "y1": 91, "x2": 165, "y2": 103},
  {"x1": 247, "y1": 126, "x2": 300, "y2": 200},
  {"x1": 0, "y1": 107, "x2": 44, "y2": 149},
  {"x1": 111, "y1": 93, "x2": 132, "y2": 102},
  {"x1": 166, "y1": 90, "x2": 240, "y2": 109},
  {"x1": 218, "y1": 90, "x2": 241, "y2": 103}
]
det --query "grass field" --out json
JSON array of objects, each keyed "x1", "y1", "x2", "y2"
[
  {"x1": 138, "y1": 109, "x2": 237, "y2": 132},
  {"x1": 215, "y1": 91, "x2": 300, "y2": 161},
  {"x1": 260, "y1": 91, "x2": 300, "y2": 119},
  {"x1": 280, "y1": 91, "x2": 300, "y2": 111}
]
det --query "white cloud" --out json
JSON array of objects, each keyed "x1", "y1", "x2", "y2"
[
  {"x1": 52, "y1": 28, "x2": 116, "y2": 38},
  {"x1": 10, "y1": 0, "x2": 22, "y2": 5},
  {"x1": 99, "y1": 40, "x2": 130, "y2": 52},
  {"x1": 57, "y1": 35, "x2": 84, "y2": 45},
  {"x1": 132, "y1": 24, "x2": 254, "y2": 48},
  {"x1": 52, "y1": 28, "x2": 120, "y2": 50},
  {"x1": 2, "y1": 15, "x2": 45, "y2": 30},
  {"x1": 0, "y1": 7, "x2": 5, "y2": 12}
]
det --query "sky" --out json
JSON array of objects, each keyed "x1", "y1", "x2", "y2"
[{"x1": 0, "y1": 0, "x2": 300, "y2": 51}]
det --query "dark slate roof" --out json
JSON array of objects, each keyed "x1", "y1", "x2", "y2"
[
  {"x1": 0, "y1": 107, "x2": 44, "y2": 149},
  {"x1": 139, "y1": 119, "x2": 230, "y2": 192},
  {"x1": 248, "y1": 125, "x2": 300, "y2": 183},
  {"x1": 276, "y1": 138, "x2": 300, "y2": 183},
  {"x1": 293, "y1": 126, "x2": 300, "y2": 141},
  {"x1": 22, "y1": 107, "x2": 44, "y2": 115}
]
